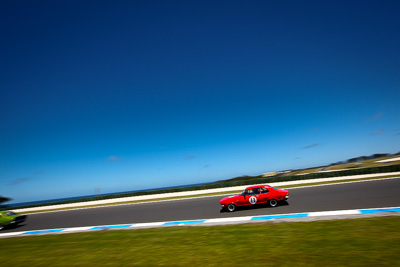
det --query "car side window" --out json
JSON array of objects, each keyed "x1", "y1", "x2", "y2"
[
  {"x1": 246, "y1": 189, "x2": 260, "y2": 195},
  {"x1": 259, "y1": 187, "x2": 269, "y2": 194}
]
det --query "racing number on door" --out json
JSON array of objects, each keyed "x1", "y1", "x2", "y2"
[{"x1": 249, "y1": 196, "x2": 257, "y2": 204}]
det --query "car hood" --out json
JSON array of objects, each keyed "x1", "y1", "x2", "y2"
[{"x1": 278, "y1": 188, "x2": 289, "y2": 194}]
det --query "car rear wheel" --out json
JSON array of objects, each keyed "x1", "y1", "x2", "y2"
[
  {"x1": 268, "y1": 199, "x2": 278, "y2": 207},
  {"x1": 0, "y1": 224, "x2": 4, "y2": 231},
  {"x1": 227, "y1": 203, "x2": 236, "y2": 212}
]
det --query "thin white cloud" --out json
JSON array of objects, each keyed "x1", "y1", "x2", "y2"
[
  {"x1": 107, "y1": 156, "x2": 122, "y2": 161},
  {"x1": 302, "y1": 143, "x2": 320, "y2": 149},
  {"x1": 367, "y1": 112, "x2": 384, "y2": 122},
  {"x1": 310, "y1": 127, "x2": 320, "y2": 132},
  {"x1": 9, "y1": 177, "x2": 30, "y2": 185},
  {"x1": 371, "y1": 129, "x2": 386, "y2": 136}
]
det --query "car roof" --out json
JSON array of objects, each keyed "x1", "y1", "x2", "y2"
[{"x1": 245, "y1": 185, "x2": 270, "y2": 189}]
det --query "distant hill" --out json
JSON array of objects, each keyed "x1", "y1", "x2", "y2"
[{"x1": 225, "y1": 153, "x2": 400, "y2": 182}]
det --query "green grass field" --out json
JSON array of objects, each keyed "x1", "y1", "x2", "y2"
[{"x1": 1, "y1": 216, "x2": 399, "y2": 266}]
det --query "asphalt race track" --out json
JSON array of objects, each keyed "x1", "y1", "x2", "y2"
[{"x1": 3, "y1": 178, "x2": 400, "y2": 233}]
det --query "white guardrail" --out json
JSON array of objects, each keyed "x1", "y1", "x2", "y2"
[{"x1": 13, "y1": 172, "x2": 400, "y2": 213}]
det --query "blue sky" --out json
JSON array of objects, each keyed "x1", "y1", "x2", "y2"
[{"x1": 1, "y1": 0, "x2": 399, "y2": 204}]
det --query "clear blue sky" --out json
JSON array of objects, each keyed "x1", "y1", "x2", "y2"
[{"x1": 1, "y1": 0, "x2": 399, "y2": 204}]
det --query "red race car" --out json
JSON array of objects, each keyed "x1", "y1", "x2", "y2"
[{"x1": 220, "y1": 185, "x2": 289, "y2": 212}]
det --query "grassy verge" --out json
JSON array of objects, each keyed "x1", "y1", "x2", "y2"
[
  {"x1": 280, "y1": 174, "x2": 400, "y2": 189},
  {"x1": 1, "y1": 216, "x2": 399, "y2": 266}
]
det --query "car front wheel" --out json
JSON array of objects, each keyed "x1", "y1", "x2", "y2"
[
  {"x1": 268, "y1": 199, "x2": 278, "y2": 207},
  {"x1": 227, "y1": 203, "x2": 237, "y2": 212},
  {"x1": 0, "y1": 224, "x2": 4, "y2": 231}
]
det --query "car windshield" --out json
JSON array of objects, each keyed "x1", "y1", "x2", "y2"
[{"x1": 5, "y1": 211, "x2": 16, "y2": 216}]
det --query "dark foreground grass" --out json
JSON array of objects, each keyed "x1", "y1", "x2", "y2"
[{"x1": 1, "y1": 216, "x2": 400, "y2": 266}]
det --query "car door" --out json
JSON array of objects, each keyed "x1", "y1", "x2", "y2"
[
  {"x1": 238, "y1": 188, "x2": 260, "y2": 206},
  {"x1": 257, "y1": 186, "x2": 270, "y2": 204}
]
